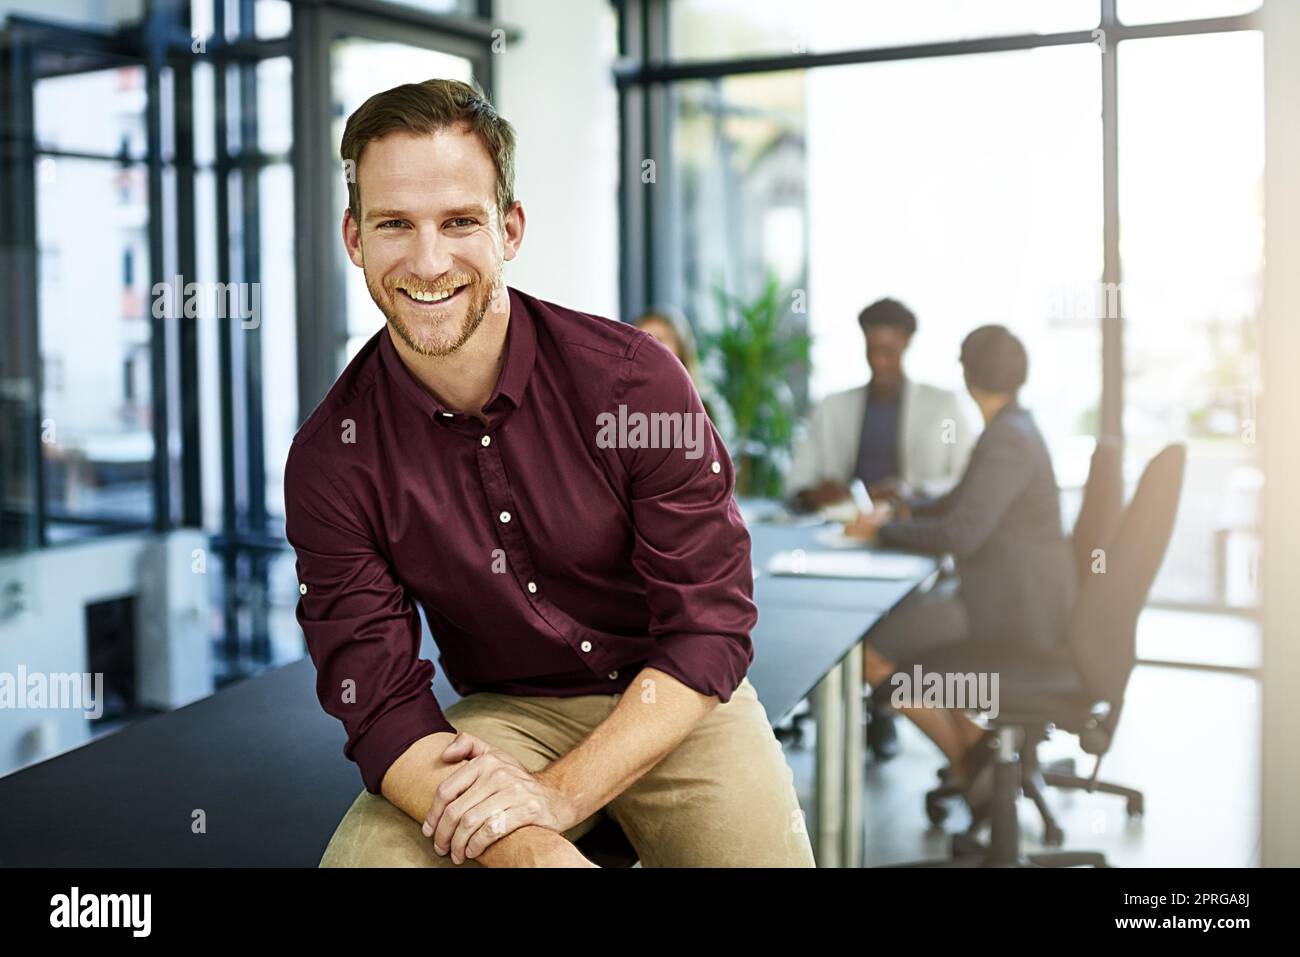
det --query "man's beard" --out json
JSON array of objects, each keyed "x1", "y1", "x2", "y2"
[{"x1": 366, "y1": 264, "x2": 503, "y2": 358}]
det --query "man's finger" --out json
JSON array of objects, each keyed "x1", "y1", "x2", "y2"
[
  {"x1": 462, "y1": 797, "x2": 529, "y2": 862},
  {"x1": 437, "y1": 765, "x2": 518, "y2": 858},
  {"x1": 422, "y1": 758, "x2": 488, "y2": 840},
  {"x1": 452, "y1": 790, "x2": 522, "y2": 863},
  {"x1": 437, "y1": 731, "x2": 488, "y2": 764}
]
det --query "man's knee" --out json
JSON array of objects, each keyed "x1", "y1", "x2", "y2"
[
  {"x1": 610, "y1": 680, "x2": 816, "y2": 867},
  {"x1": 320, "y1": 789, "x2": 605, "y2": 868}
]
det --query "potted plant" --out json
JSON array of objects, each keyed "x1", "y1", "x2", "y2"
[{"x1": 699, "y1": 273, "x2": 811, "y2": 498}]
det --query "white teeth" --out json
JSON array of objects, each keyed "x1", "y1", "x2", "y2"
[{"x1": 404, "y1": 287, "x2": 456, "y2": 302}]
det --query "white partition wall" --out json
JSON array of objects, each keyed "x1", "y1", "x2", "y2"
[{"x1": 1261, "y1": 0, "x2": 1300, "y2": 868}]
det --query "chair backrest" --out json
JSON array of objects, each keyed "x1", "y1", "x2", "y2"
[
  {"x1": 1071, "y1": 437, "x2": 1123, "y2": 584},
  {"x1": 1067, "y1": 444, "x2": 1186, "y2": 705}
]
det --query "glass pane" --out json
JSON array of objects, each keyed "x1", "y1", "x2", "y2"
[
  {"x1": 1118, "y1": 31, "x2": 1264, "y2": 608},
  {"x1": 328, "y1": 39, "x2": 476, "y2": 366},
  {"x1": 193, "y1": 61, "x2": 217, "y2": 167},
  {"x1": 255, "y1": 0, "x2": 293, "y2": 39},
  {"x1": 670, "y1": 0, "x2": 1100, "y2": 62},
  {"x1": 21, "y1": 0, "x2": 145, "y2": 29},
  {"x1": 387, "y1": 0, "x2": 478, "y2": 15},
  {"x1": 671, "y1": 45, "x2": 1104, "y2": 495},
  {"x1": 34, "y1": 66, "x2": 147, "y2": 161},
  {"x1": 257, "y1": 57, "x2": 293, "y2": 156},
  {"x1": 259, "y1": 163, "x2": 297, "y2": 521},
  {"x1": 36, "y1": 159, "x2": 155, "y2": 538},
  {"x1": 1119, "y1": 0, "x2": 1259, "y2": 26}
]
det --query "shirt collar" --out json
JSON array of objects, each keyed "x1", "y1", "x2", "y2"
[{"x1": 377, "y1": 285, "x2": 537, "y2": 426}]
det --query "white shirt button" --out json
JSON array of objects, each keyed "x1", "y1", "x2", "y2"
[
  {"x1": 298, "y1": 583, "x2": 308, "y2": 595},
  {"x1": 580, "y1": 640, "x2": 592, "y2": 653},
  {"x1": 527, "y1": 581, "x2": 537, "y2": 594},
  {"x1": 711, "y1": 461, "x2": 721, "y2": 473},
  {"x1": 608, "y1": 670, "x2": 619, "y2": 680},
  {"x1": 481, "y1": 435, "x2": 491, "y2": 447},
  {"x1": 499, "y1": 511, "x2": 511, "y2": 523}
]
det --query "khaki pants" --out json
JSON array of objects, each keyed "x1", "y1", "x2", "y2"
[{"x1": 319, "y1": 676, "x2": 816, "y2": 868}]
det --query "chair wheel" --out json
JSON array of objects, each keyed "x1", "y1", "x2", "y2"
[
  {"x1": 925, "y1": 793, "x2": 950, "y2": 826},
  {"x1": 1043, "y1": 823, "x2": 1065, "y2": 846},
  {"x1": 1127, "y1": 795, "x2": 1144, "y2": 817}
]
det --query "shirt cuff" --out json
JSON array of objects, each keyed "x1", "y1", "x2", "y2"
[
  {"x1": 350, "y1": 692, "x2": 457, "y2": 795},
  {"x1": 642, "y1": 632, "x2": 752, "y2": 704}
]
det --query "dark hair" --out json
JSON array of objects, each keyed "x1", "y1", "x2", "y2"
[
  {"x1": 960, "y1": 324, "x2": 1028, "y2": 394},
  {"x1": 340, "y1": 78, "x2": 516, "y2": 223},
  {"x1": 857, "y1": 298, "x2": 917, "y2": 337}
]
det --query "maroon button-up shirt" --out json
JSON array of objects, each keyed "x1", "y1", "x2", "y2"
[{"x1": 283, "y1": 287, "x2": 756, "y2": 794}]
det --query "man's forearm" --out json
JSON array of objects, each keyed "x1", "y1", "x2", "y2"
[
  {"x1": 536, "y1": 667, "x2": 718, "y2": 825},
  {"x1": 380, "y1": 731, "x2": 586, "y2": 866}
]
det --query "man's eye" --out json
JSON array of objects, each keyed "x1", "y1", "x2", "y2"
[
  {"x1": 448, "y1": 217, "x2": 477, "y2": 228},
  {"x1": 378, "y1": 220, "x2": 404, "y2": 229}
]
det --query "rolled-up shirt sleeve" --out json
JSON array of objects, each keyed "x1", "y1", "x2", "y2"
[
  {"x1": 283, "y1": 440, "x2": 456, "y2": 794},
  {"x1": 612, "y1": 335, "x2": 757, "y2": 702}
]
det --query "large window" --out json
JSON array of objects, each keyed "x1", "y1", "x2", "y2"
[
  {"x1": 1118, "y1": 30, "x2": 1263, "y2": 608},
  {"x1": 619, "y1": 0, "x2": 1265, "y2": 640},
  {"x1": 670, "y1": 0, "x2": 1100, "y2": 61},
  {"x1": 35, "y1": 66, "x2": 156, "y2": 540},
  {"x1": 2, "y1": 0, "x2": 504, "y2": 682}
]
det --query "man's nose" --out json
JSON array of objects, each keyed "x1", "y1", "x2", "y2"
[{"x1": 409, "y1": 227, "x2": 454, "y2": 281}]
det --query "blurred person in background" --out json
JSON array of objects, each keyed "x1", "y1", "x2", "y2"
[
  {"x1": 635, "y1": 307, "x2": 736, "y2": 449},
  {"x1": 844, "y1": 325, "x2": 1074, "y2": 814},
  {"x1": 786, "y1": 298, "x2": 973, "y2": 513},
  {"x1": 786, "y1": 297, "x2": 975, "y2": 757}
]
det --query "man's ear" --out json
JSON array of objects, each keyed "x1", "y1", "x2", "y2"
[
  {"x1": 342, "y1": 207, "x2": 364, "y2": 268},
  {"x1": 501, "y1": 200, "x2": 526, "y2": 263}
]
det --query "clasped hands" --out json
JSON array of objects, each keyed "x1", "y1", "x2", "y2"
[{"x1": 420, "y1": 732, "x2": 584, "y2": 865}]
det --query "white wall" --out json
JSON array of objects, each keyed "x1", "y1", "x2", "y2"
[
  {"x1": 0, "y1": 538, "x2": 146, "y2": 776},
  {"x1": 495, "y1": 0, "x2": 621, "y2": 321},
  {"x1": 1261, "y1": 0, "x2": 1300, "y2": 868}
]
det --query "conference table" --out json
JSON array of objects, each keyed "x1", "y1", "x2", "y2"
[
  {"x1": 740, "y1": 500, "x2": 939, "y2": 866},
  {"x1": 0, "y1": 502, "x2": 936, "y2": 868}
]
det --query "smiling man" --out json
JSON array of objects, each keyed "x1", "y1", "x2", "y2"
[{"x1": 283, "y1": 78, "x2": 814, "y2": 868}]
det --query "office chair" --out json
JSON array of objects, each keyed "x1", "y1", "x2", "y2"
[
  {"x1": 925, "y1": 436, "x2": 1125, "y2": 844},
  {"x1": 897, "y1": 443, "x2": 1185, "y2": 867}
]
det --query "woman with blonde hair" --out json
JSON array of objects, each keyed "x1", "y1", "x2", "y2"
[{"x1": 634, "y1": 307, "x2": 735, "y2": 448}]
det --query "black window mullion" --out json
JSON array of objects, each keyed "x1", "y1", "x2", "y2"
[
  {"x1": 1, "y1": 34, "x2": 43, "y2": 552},
  {"x1": 173, "y1": 55, "x2": 203, "y2": 529}
]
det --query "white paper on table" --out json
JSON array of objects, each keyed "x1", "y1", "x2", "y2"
[{"x1": 766, "y1": 549, "x2": 933, "y2": 581}]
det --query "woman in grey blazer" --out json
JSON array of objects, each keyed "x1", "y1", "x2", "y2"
[{"x1": 846, "y1": 324, "x2": 1074, "y2": 796}]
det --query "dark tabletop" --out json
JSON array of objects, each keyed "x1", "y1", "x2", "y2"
[{"x1": 0, "y1": 517, "x2": 933, "y2": 866}]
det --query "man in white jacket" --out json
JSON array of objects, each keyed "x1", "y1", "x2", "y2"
[
  {"x1": 785, "y1": 298, "x2": 976, "y2": 759},
  {"x1": 787, "y1": 298, "x2": 975, "y2": 512}
]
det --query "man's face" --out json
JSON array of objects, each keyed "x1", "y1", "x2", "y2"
[
  {"x1": 864, "y1": 325, "x2": 910, "y2": 392},
  {"x1": 342, "y1": 126, "x2": 524, "y2": 357}
]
